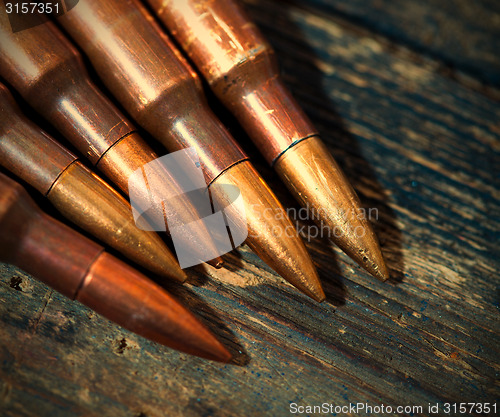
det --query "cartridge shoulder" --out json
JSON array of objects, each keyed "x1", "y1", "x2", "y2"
[{"x1": 0, "y1": 20, "x2": 85, "y2": 102}]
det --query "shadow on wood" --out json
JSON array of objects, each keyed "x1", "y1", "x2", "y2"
[{"x1": 244, "y1": 0, "x2": 406, "y2": 284}]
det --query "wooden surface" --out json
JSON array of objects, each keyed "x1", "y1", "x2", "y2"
[{"x1": 1, "y1": 0, "x2": 499, "y2": 416}]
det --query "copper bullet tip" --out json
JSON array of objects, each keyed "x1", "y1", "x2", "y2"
[
  {"x1": 165, "y1": 263, "x2": 189, "y2": 283},
  {"x1": 275, "y1": 137, "x2": 390, "y2": 281},
  {"x1": 300, "y1": 284, "x2": 326, "y2": 303},
  {"x1": 0, "y1": 173, "x2": 228, "y2": 362},
  {"x1": 80, "y1": 252, "x2": 232, "y2": 362}
]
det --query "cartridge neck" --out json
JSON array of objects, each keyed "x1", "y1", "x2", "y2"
[
  {"x1": 0, "y1": 17, "x2": 136, "y2": 165},
  {"x1": 20, "y1": 67, "x2": 136, "y2": 166},
  {"x1": 58, "y1": 0, "x2": 248, "y2": 186},
  {"x1": 41, "y1": 75, "x2": 137, "y2": 166},
  {"x1": 0, "y1": 84, "x2": 77, "y2": 195},
  {"x1": 134, "y1": 88, "x2": 248, "y2": 186},
  {"x1": 212, "y1": 57, "x2": 318, "y2": 166},
  {"x1": 145, "y1": 0, "x2": 317, "y2": 165}
]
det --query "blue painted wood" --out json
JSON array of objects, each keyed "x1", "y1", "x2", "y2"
[
  {"x1": 0, "y1": 0, "x2": 499, "y2": 416},
  {"x1": 283, "y1": 0, "x2": 500, "y2": 87}
]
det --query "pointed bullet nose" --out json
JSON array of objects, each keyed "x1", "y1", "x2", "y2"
[
  {"x1": 275, "y1": 136, "x2": 389, "y2": 282},
  {"x1": 78, "y1": 252, "x2": 231, "y2": 362},
  {"x1": 157, "y1": 261, "x2": 189, "y2": 283},
  {"x1": 144, "y1": 244, "x2": 189, "y2": 283},
  {"x1": 181, "y1": 322, "x2": 233, "y2": 363},
  {"x1": 153, "y1": 304, "x2": 233, "y2": 362},
  {"x1": 355, "y1": 241, "x2": 390, "y2": 281},
  {"x1": 211, "y1": 161, "x2": 325, "y2": 302},
  {"x1": 267, "y1": 251, "x2": 325, "y2": 303},
  {"x1": 302, "y1": 282, "x2": 326, "y2": 303}
]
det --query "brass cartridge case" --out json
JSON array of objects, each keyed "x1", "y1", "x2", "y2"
[
  {"x1": 144, "y1": 0, "x2": 314, "y2": 165},
  {"x1": 0, "y1": 10, "x2": 135, "y2": 166}
]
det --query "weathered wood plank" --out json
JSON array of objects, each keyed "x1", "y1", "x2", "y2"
[
  {"x1": 283, "y1": 0, "x2": 500, "y2": 87},
  {"x1": 1, "y1": 0, "x2": 499, "y2": 416}
]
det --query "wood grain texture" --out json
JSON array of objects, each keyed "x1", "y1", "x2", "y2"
[
  {"x1": 1, "y1": 0, "x2": 499, "y2": 416},
  {"x1": 286, "y1": 0, "x2": 500, "y2": 87}
]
